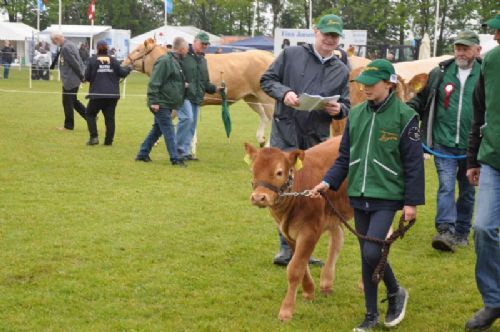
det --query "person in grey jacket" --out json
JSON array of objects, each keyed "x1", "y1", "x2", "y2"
[
  {"x1": 50, "y1": 31, "x2": 87, "y2": 131},
  {"x1": 260, "y1": 14, "x2": 350, "y2": 266}
]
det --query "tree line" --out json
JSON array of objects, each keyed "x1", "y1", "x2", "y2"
[{"x1": 1, "y1": 0, "x2": 497, "y2": 55}]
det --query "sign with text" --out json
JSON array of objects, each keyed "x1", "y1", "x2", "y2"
[{"x1": 274, "y1": 28, "x2": 367, "y2": 56}]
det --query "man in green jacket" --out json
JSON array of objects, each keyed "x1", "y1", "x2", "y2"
[
  {"x1": 465, "y1": 14, "x2": 500, "y2": 331},
  {"x1": 176, "y1": 32, "x2": 218, "y2": 161},
  {"x1": 407, "y1": 30, "x2": 482, "y2": 252},
  {"x1": 135, "y1": 37, "x2": 188, "y2": 167}
]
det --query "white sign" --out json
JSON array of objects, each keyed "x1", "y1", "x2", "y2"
[{"x1": 274, "y1": 28, "x2": 367, "y2": 56}]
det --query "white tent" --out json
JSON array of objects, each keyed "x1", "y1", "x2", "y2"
[
  {"x1": 130, "y1": 25, "x2": 220, "y2": 49},
  {"x1": 41, "y1": 25, "x2": 131, "y2": 60},
  {"x1": 0, "y1": 22, "x2": 39, "y2": 64}
]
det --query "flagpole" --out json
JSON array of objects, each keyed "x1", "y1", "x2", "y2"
[
  {"x1": 309, "y1": 0, "x2": 312, "y2": 29},
  {"x1": 90, "y1": 19, "x2": 94, "y2": 55},
  {"x1": 58, "y1": 0, "x2": 62, "y2": 29},
  {"x1": 37, "y1": 5, "x2": 40, "y2": 32},
  {"x1": 164, "y1": 4, "x2": 167, "y2": 26}
]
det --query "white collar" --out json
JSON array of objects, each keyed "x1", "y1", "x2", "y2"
[{"x1": 313, "y1": 45, "x2": 334, "y2": 64}]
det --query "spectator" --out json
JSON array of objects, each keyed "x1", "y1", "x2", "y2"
[
  {"x1": 215, "y1": 47, "x2": 223, "y2": 54},
  {"x1": 33, "y1": 48, "x2": 51, "y2": 80},
  {"x1": 50, "y1": 31, "x2": 87, "y2": 131},
  {"x1": 79, "y1": 42, "x2": 90, "y2": 65},
  {"x1": 84, "y1": 40, "x2": 131, "y2": 146},
  {"x1": 407, "y1": 30, "x2": 482, "y2": 252},
  {"x1": 135, "y1": 37, "x2": 188, "y2": 167},
  {"x1": 386, "y1": 52, "x2": 395, "y2": 62},
  {"x1": 1, "y1": 40, "x2": 16, "y2": 79},
  {"x1": 281, "y1": 38, "x2": 290, "y2": 49},
  {"x1": 176, "y1": 32, "x2": 220, "y2": 161},
  {"x1": 465, "y1": 13, "x2": 500, "y2": 332},
  {"x1": 260, "y1": 14, "x2": 350, "y2": 266}
]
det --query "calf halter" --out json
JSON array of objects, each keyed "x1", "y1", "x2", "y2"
[
  {"x1": 126, "y1": 44, "x2": 158, "y2": 73},
  {"x1": 252, "y1": 169, "x2": 294, "y2": 202}
]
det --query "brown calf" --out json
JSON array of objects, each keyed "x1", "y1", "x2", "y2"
[{"x1": 244, "y1": 137, "x2": 353, "y2": 321}]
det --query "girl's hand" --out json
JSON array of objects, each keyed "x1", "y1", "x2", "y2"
[
  {"x1": 310, "y1": 182, "x2": 329, "y2": 198},
  {"x1": 402, "y1": 205, "x2": 416, "y2": 221}
]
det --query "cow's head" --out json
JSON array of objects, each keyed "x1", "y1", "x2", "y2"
[
  {"x1": 244, "y1": 143, "x2": 305, "y2": 208},
  {"x1": 122, "y1": 38, "x2": 164, "y2": 74}
]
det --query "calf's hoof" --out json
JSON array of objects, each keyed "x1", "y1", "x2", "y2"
[
  {"x1": 278, "y1": 310, "x2": 293, "y2": 322},
  {"x1": 320, "y1": 287, "x2": 333, "y2": 296},
  {"x1": 259, "y1": 141, "x2": 265, "y2": 148},
  {"x1": 302, "y1": 292, "x2": 315, "y2": 301}
]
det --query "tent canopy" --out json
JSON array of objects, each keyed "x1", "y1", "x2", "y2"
[
  {"x1": 42, "y1": 24, "x2": 111, "y2": 38},
  {"x1": 130, "y1": 25, "x2": 220, "y2": 49},
  {"x1": 225, "y1": 35, "x2": 274, "y2": 51},
  {"x1": 0, "y1": 22, "x2": 38, "y2": 41}
]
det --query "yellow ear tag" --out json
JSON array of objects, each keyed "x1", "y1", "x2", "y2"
[
  {"x1": 244, "y1": 154, "x2": 252, "y2": 165},
  {"x1": 295, "y1": 158, "x2": 303, "y2": 170}
]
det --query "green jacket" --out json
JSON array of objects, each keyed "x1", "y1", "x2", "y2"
[
  {"x1": 407, "y1": 58, "x2": 481, "y2": 148},
  {"x1": 147, "y1": 53, "x2": 185, "y2": 109},
  {"x1": 478, "y1": 46, "x2": 500, "y2": 171},
  {"x1": 181, "y1": 45, "x2": 216, "y2": 105},
  {"x1": 348, "y1": 92, "x2": 417, "y2": 201}
]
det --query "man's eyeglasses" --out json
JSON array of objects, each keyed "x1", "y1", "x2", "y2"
[
  {"x1": 201, "y1": 42, "x2": 210, "y2": 46},
  {"x1": 321, "y1": 32, "x2": 339, "y2": 38}
]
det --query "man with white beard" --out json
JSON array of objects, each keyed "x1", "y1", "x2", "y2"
[{"x1": 407, "y1": 30, "x2": 482, "y2": 252}]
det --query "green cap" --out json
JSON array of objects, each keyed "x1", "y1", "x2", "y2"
[
  {"x1": 484, "y1": 13, "x2": 500, "y2": 30},
  {"x1": 354, "y1": 59, "x2": 397, "y2": 86},
  {"x1": 315, "y1": 14, "x2": 343, "y2": 36},
  {"x1": 195, "y1": 32, "x2": 210, "y2": 44},
  {"x1": 454, "y1": 30, "x2": 480, "y2": 46}
]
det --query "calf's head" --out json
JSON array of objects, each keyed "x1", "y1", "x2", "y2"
[{"x1": 244, "y1": 143, "x2": 304, "y2": 208}]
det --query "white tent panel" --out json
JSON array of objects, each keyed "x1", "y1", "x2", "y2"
[{"x1": 0, "y1": 22, "x2": 38, "y2": 41}]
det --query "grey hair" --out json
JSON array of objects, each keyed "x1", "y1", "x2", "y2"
[
  {"x1": 173, "y1": 37, "x2": 187, "y2": 51},
  {"x1": 50, "y1": 31, "x2": 64, "y2": 39}
]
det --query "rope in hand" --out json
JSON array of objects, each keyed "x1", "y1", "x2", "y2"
[{"x1": 321, "y1": 193, "x2": 416, "y2": 284}]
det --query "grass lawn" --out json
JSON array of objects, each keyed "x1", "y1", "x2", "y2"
[{"x1": 0, "y1": 68, "x2": 495, "y2": 332}]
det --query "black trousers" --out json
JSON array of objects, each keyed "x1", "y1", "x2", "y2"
[
  {"x1": 354, "y1": 209, "x2": 400, "y2": 314},
  {"x1": 62, "y1": 86, "x2": 86, "y2": 129},
  {"x1": 86, "y1": 98, "x2": 118, "y2": 145}
]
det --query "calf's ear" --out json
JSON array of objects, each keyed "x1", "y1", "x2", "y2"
[
  {"x1": 286, "y1": 150, "x2": 305, "y2": 171},
  {"x1": 244, "y1": 143, "x2": 258, "y2": 165}
]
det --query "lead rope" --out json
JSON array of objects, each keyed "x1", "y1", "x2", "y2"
[{"x1": 320, "y1": 193, "x2": 416, "y2": 284}]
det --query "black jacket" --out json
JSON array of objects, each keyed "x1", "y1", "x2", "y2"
[
  {"x1": 85, "y1": 54, "x2": 130, "y2": 99},
  {"x1": 260, "y1": 44, "x2": 350, "y2": 150},
  {"x1": 1, "y1": 46, "x2": 16, "y2": 64}
]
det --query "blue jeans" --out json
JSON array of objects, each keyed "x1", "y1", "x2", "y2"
[
  {"x1": 137, "y1": 108, "x2": 179, "y2": 162},
  {"x1": 434, "y1": 144, "x2": 475, "y2": 236},
  {"x1": 176, "y1": 99, "x2": 200, "y2": 156},
  {"x1": 473, "y1": 164, "x2": 500, "y2": 307},
  {"x1": 2, "y1": 61, "x2": 10, "y2": 79}
]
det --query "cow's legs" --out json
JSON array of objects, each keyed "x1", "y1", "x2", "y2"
[
  {"x1": 320, "y1": 224, "x2": 344, "y2": 295},
  {"x1": 244, "y1": 96, "x2": 271, "y2": 147},
  {"x1": 279, "y1": 232, "x2": 318, "y2": 321},
  {"x1": 302, "y1": 265, "x2": 315, "y2": 300}
]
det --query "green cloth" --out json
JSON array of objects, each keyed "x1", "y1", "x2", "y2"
[
  {"x1": 315, "y1": 14, "x2": 343, "y2": 36},
  {"x1": 220, "y1": 88, "x2": 231, "y2": 138},
  {"x1": 181, "y1": 45, "x2": 216, "y2": 105},
  {"x1": 147, "y1": 53, "x2": 185, "y2": 109},
  {"x1": 347, "y1": 92, "x2": 417, "y2": 201},
  {"x1": 454, "y1": 30, "x2": 480, "y2": 46},
  {"x1": 478, "y1": 46, "x2": 500, "y2": 170},
  {"x1": 195, "y1": 32, "x2": 210, "y2": 44},
  {"x1": 432, "y1": 60, "x2": 481, "y2": 149},
  {"x1": 484, "y1": 13, "x2": 500, "y2": 29},
  {"x1": 354, "y1": 59, "x2": 397, "y2": 85}
]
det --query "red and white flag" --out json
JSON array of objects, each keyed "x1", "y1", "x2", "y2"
[{"x1": 87, "y1": 0, "x2": 95, "y2": 21}]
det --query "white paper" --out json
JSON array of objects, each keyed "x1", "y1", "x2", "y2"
[{"x1": 293, "y1": 93, "x2": 340, "y2": 111}]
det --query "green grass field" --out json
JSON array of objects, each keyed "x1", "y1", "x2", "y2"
[{"x1": 0, "y1": 68, "x2": 496, "y2": 332}]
